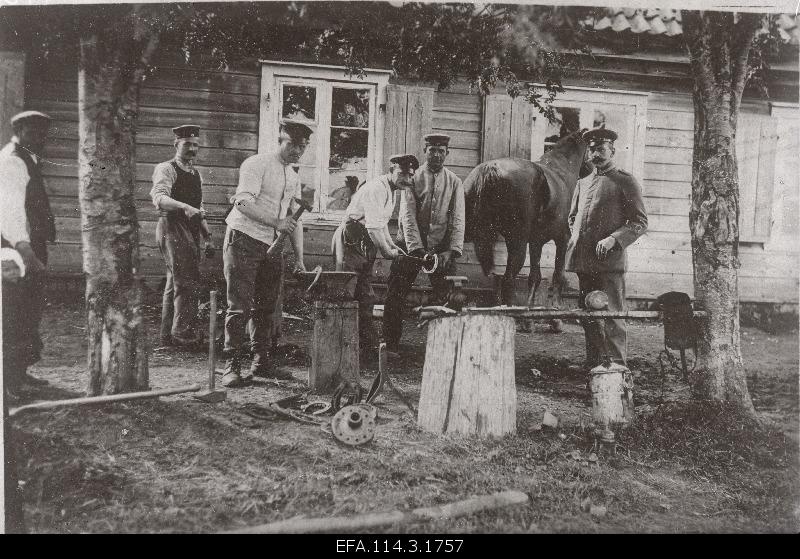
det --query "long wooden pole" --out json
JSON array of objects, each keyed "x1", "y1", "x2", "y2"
[
  {"x1": 221, "y1": 490, "x2": 529, "y2": 534},
  {"x1": 8, "y1": 384, "x2": 202, "y2": 418},
  {"x1": 463, "y1": 308, "x2": 708, "y2": 320},
  {"x1": 208, "y1": 290, "x2": 217, "y2": 391}
]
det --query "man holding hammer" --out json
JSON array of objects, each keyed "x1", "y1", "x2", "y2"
[{"x1": 221, "y1": 120, "x2": 311, "y2": 387}]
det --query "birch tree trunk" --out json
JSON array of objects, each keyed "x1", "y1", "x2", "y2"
[
  {"x1": 683, "y1": 11, "x2": 762, "y2": 415},
  {"x1": 78, "y1": 11, "x2": 160, "y2": 395}
]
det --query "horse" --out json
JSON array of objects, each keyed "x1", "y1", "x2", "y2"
[{"x1": 463, "y1": 130, "x2": 592, "y2": 329}]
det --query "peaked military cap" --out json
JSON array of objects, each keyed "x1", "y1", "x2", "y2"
[
  {"x1": 389, "y1": 153, "x2": 420, "y2": 170},
  {"x1": 172, "y1": 125, "x2": 200, "y2": 139},
  {"x1": 583, "y1": 127, "x2": 618, "y2": 146},
  {"x1": 279, "y1": 119, "x2": 314, "y2": 141},
  {"x1": 11, "y1": 110, "x2": 52, "y2": 126},
  {"x1": 423, "y1": 133, "x2": 451, "y2": 147}
]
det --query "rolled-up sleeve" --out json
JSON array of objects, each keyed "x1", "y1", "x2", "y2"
[
  {"x1": 363, "y1": 185, "x2": 388, "y2": 230},
  {"x1": 448, "y1": 177, "x2": 465, "y2": 255},
  {"x1": 0, "y1": 155, "x2": 31, "y2": 246},
  {"x1": 232, "y1": 155, "x2": 264, "y2": 203},
  {"x1": 399, "y1": 189, "x2": 424, "y2": 252},
  {"x1": 150, "y1": 162, "x2": 176, "y2": 208}
]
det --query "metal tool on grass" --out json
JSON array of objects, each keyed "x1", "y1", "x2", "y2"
[
  {"x1": 266, "y1": 197, "x2": 313, "y2": 256},
  {"x1": 194, "y1": 290, "x2": 227, "y2": 403}
]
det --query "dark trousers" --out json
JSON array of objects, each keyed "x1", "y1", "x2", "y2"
[
  {"x1": 577, "y1": 272, "x2": 627, "y2": 366},
  {"x1": 2, "y1": 270, "x2": 46, "y2": 390},
  {"x1": 157, "y1": 216, "x2": 201, "y2": 343},
  {"x1": 223, "y1": 227, "x2": 283, "y2": 362},
  {"x1": 383, "y1": 242, "x2": 457, "y2": 348}
]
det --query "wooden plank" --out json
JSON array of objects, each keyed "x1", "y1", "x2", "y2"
[
  {"x1": 145, "y1": 68, "x2": 260, "y2": 95},
  {"x1": 481, "y1": 94, "x2": 512, "y2": 161},
  {"x1": 644, "y1": 196, "x2": 691, "y2": 216},
  {"x1": 646, "y1": 128, "x2": 694, "y2": 149},
  {"x1": 443, "y1": 147, "x2": 480, "y2": 168},
  {"x1": 384, "y1": 86, "x2": 407, "y2": 168},
  {"x1": 433, "y1": 111, "x2": 482, "y2": 132},
  {"x1": 646, "y1": 214, "x2": 691, "y2": 233},
  {"x1": 647, "y1": 109, "x2": 694, "y2": 131},
  {"x1": 753, "y1": 119, "x2": 778, "y2": 239},
  {"x1": 29, "y1": 100, "x2": 259, "y2": 132},
  {"x1": 646, "y1": 145, "x2": 693, "y2": 166},
  {"x1": 433, "y1": 92, "x2": 481, "y2": 114},
  {"x1": 737, "y1": 115, "x2": 762, "y2": 240},
  {"x1": 42, "y1": 159, "x2": 240, "y2": 186},
  {"x1": 405, "y1": 87, "x2": 435, "y2": 163},
  {"x1": 1, "y1": 51, "x2": 26, "y2": 145},
  {"x1": 42, "y1": 138, "x2": 254, "y2": 169},
  {"x1": 509, "y1": 96, "x2": 533, "y2": 161},
  {"x1": 642, "y1": 179, "x2": 691, "y2": 199},
  {"x1": 432, "y1": 129, "x2": 480, "y2": 151},
  {"x1": 29, "y1": 80, "x2": 259, "y2": 114},
  {"x1": 644, "y1": 162, "x2": 692, "y2": 183}
]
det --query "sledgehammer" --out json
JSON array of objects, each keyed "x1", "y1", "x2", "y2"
[{"x1": 266, "y1": 197, "x2": 313, "y2": 256}]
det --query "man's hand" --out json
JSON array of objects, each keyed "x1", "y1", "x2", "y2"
[
  {"x1": 277, "y1": 216, "x2": 298, "y2": 235},
  {"x1": 410, "y1": 248, "x2": 426, "y2": 259},
  {"x1": 182, "y1": 204, "x2": 204, "y2": 220},
  {"x1": 2, "y1": 260, "x2": 22, "y2": 281},
  {"x1": 16, "y1": 242, "x2": 45, "y2": 275},
  {"x1": 595, "y1": 237, "x2": 617, "y2": 260},
  {"x1": 293, "y1": 260, "x2": 307, "y2": 274},
  {"x1": 437, "y1": 250, "x2": 455, "y2": 270}
]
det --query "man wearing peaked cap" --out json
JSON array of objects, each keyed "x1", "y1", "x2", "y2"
[
  {"x1": 566, "y1": 127, "x2": 648, "y2": 368},
  {"x1": 279, "y1": 119, "x2": 314, "y2": 142},
  {"x1": 150, "y1": 124, "x2": 212, "y2": 349},
  {"x1": 582, "y1": 127, "x2": 618, "y2": 145},
  {"x1": 383, "y1": 132, "x2": 465, "y2": 353},
  {"x1": 331, "y1": 153, "x2": 418, "y2": 358},
  {"x1": 1, "y1": 110, "x2": 56, "y2": 401},
  {"x1": 220, "y1": 118, "x2": 312, "y2": 387}
]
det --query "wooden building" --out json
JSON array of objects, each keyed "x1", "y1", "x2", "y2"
[{"x1": 1, "y1": 12, "x2": 797, "y2": 316}]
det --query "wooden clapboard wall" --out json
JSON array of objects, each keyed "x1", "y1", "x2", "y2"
[
  {"x1": 25, "y1": 59, "x2": 260, "y2": 285},
  {"x1": 17, "y1": 53, "x2": 798, "y2": 305}
]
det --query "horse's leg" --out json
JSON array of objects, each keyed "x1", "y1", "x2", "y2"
[
  {"x1": 517, "y1": 241, "x2": 544, "y2": 333},
  {"x1": 547, "y1": 234, "x2": 569, "y2": 333}
]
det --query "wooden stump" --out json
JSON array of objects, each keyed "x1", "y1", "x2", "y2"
[
  {"x1": 310, "y1": 301, "x2": 359, "y2": 392},
  {"x1": 418, "y1": 313, "x2": 517, "y2": 437}
]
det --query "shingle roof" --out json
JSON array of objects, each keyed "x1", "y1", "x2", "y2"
[{"x1": 581, "y1": 8, "x2": 799, "y2": 45}]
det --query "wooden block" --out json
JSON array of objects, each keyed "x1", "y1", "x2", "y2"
[
  {"x1": 418, "y1": 314, "x2": 516, "y2": 437},
  {"x1": 310, "y1": 301, "x2": 360, "y2": 393}
]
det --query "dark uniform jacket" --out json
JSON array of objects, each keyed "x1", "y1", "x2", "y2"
[{"x1": 565, "y1": 166, "x2": 648, "y2": 274}]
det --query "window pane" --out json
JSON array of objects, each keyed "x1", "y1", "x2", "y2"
[
  {"x1": 282, "y1": 85, "x2": 316, "y2": 122},
  {"x1": 331, "y1": 88, "x2": 370, "y2": 128},
  {"x1": 327, "y1": 170, "x2": 366, "y2": 211},
  {"x1": 297, "y1": 165, "x2": 318, "y2": 211},
  {"x1": 329, "y1": 128, "x2": 369, "y2": 169}
]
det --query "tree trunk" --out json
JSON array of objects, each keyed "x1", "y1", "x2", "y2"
[
  {"x1": 310, "y1": 301, "x2": 360, "y2": 392},
  {"x1": 683, "y1": 11, "x2": 761, "y2": 415},
  {"x1": 78, "y1": 24, "x2": 159, "y2": 395}
]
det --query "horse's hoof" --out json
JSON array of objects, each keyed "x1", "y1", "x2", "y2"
[{"x1": 549, "y1": 319, "x2": 563, "y2": 334}]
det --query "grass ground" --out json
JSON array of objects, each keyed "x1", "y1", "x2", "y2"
[{"x1": 6, "y1": 296, "x2": 799, "y2": 533}]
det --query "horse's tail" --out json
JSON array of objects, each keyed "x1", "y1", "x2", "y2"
[{"x1": 464, "y1": 162, "x2": 506, "y2": 276}]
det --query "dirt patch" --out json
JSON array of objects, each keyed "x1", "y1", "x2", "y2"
[{"x1": 7, "y1": 300, "x2": 799, "y2": 533}]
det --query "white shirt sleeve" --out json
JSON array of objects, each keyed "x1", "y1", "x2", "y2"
[
  {"x1": 363, "y1": 183, "x2": 389, "y2": 230},
  {"x1": 150, "y1": 161, "x2": 177, "y2": 208},
  {"x1": 232, "y1": 155, "x2": 264, "y2": 202},
  {"x1": 0, "y1": 154, "x2": 31, "y2": 246}
]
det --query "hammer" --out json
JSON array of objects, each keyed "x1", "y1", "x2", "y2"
[{"x1": 266, "y1": 197, "x2": 313, "y2": 256}]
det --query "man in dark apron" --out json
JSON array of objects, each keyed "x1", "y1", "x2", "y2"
[
  {"x1": 150, "y1": 125, "x2": 213, "y2": 347},
  {"x1": 1, "y1": 110, "x2": 56, "y2": 403}
]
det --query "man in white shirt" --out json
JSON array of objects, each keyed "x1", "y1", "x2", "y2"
[
  {"x1": 332, "y1": 154, "x2": 418, "y2": 357},
  {"x1": 1, "y1": 110, "x2": 55, "y2": 401},
  {"x1": 221, "y1": 120, "x2": 310, "y2": 387},
  {"x1": 150, "y1": 125, "x2": 213, "y2": 347}
]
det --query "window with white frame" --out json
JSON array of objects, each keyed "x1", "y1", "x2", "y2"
[
  {"x1": 529, "y1": 87, "x2": 648, "y2": 180},
  {"x1": 259, "y1": 61, "x2": 391, "y2": 219}
]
